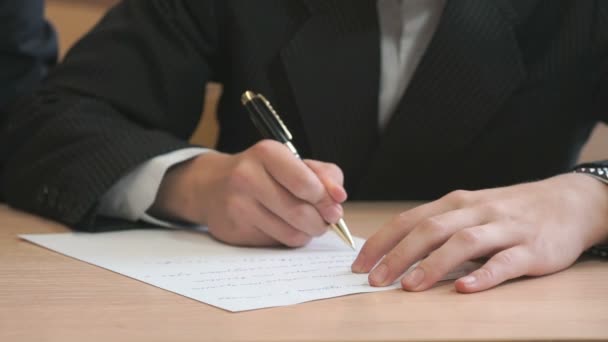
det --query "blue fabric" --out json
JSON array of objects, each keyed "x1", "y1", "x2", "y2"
[{"x1": 0, "y1": 0, "x2": 57, "y2": 111}]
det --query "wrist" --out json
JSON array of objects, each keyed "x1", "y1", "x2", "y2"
[
  {"x1": 573, "y1": 164, "x2": 608, "y2": 186},
  {"x1": 150, "y1": 152, "x2": 227, "y2": 224},
  {"x1": 148, "y1": 156, "x2": 198, "y2": 223},
  {"x1": 565, "y1": 172, "x2": 608, "y2": 247}
]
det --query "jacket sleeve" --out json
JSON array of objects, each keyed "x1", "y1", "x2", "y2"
[{"x1": 0, "y1": 0, "x2": 221, "y2": 230}]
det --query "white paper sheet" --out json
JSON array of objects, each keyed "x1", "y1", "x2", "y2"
[{"x1": 21, "y1": 229, "x2": 478, "y2": 312}]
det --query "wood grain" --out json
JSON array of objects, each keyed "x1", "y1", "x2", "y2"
[{"x1": 1, "y1": 203, "x2": 607, "y2": 341}]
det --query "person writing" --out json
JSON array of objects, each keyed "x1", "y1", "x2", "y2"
[{"x1": 1, "y1": 0, "x2": 607, "y2": 294}]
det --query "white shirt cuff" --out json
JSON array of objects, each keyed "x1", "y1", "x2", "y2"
[{"x1": 98, "y1": 147, "x2": 210, "y2": 228}]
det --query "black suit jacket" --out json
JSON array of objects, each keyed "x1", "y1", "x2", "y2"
[
  {"x1": 0, "y1": 0, "x2": 57, "y2": 112},
  {"x1": 1, "y1": 0, "x2": 607, "y2": 230}
]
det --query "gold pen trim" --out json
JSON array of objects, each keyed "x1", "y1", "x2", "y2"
[
  {"x1": 242, "y1": 90, "x2": 356, "y2": 251},
  {"x1": 332, "y1": 219, "x2": 356, "y2": 250},
  {"x1": 241, "y1": 90, "x2": 256, "y2": 105}
]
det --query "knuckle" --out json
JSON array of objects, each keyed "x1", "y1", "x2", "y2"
[
  {"x1": 444, "y1": 189, "x2": 473, "y2": 205},
  {"x1": 251, "y1": 139, "x2": 280, "y2": 155},
  {"x1": 479, "y1": 202, "x2": 506, "y2": 218},
  {"x1": 396, "y1": 211, "x2": 415, "y2": 228},
  {"x1": 226, "y1": 163, "x2": 253, "y2": 192},
  {"x1": 494, "y1": 250, "x2": 517, "y2": 266},
  {"x1": 418, "y1": 217, "x2": 449, "y2": 238},
  {"x1": 417, "y1": 261, "x2": 440, "y2": 281},
  {"x1": 384, "y1": 248, "x2": 407, "y2": 267},
  {"x1": 454, "y1": 227, "x2": 482, "y2": 246},
  {"x1": 475, "y1": 267, "x2": 496, "y2": 282}
]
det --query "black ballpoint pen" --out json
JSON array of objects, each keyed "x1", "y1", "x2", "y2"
[{"x1": 241, "y1": 90, "x2": 356, "y2": 250}]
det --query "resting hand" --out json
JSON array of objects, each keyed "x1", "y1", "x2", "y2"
[
  {"x1": 151, "y1": 140, "x2": 346, "y2": 247},
  {"x1": 351, "y1": 173, "x2": 608, "y2": 293}
]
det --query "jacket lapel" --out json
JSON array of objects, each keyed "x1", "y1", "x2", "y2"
[
  {"x1": 276, "y1": 0, "x2": 380, "y2": 190},
  {"x1": 356, "y1": 0, "x2": 528, "y2": 197}
]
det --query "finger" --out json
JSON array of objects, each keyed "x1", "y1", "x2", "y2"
[
  {"x1": 228, "y1": 147, "x2": 329, "y2": 237},
  {"x1": 251, "y1": 200, "x2": 313, "y2": 247},
  {"x1": 253, "y1": 141, "x2": 341, "y2": 223},
  {"x1": 210, "y1": 197, "x2": 279, "y2": 247},
  {"x1": 304, "y1": 160, "x2": 347, "y2": 203},
  {"x1": 401, "y1": 223, "x2": 522, "y2": 291},
  {"x1": 454, "y1": 246, "x2": 531, "y2": 293},
  {"x1": 231, "y1": 227, "x2": 283, "y2": 247},
  {"x1": 252, "y1": 170, "x2": 328, "y2": 237},
  {"x1": 366, "y1": 207, "x2": 487, "y2": 287},
  {"x1": 210, "y1": 225, "x2": 279, "y2": 247},
  {"x1": 226, "y1": 195, "x2": 312, "y2": 247},
  {"x1": 352, "y1": 199, "x2": 463, "y2": 274}
]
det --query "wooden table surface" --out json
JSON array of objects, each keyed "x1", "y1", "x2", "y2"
[{"x1": 1, "y1": 202, "x2": 607, "y2": 341}]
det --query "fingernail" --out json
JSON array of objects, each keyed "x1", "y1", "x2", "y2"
[
  {"x1": 369, "y1": 264, "x2": 388, "y2": 285},
  {"x1": 402, "y1": 267, "x2": 425, "y2": 289},
  {"x1": 459, "y1": 275, "x2": 476, "y2": 286}
]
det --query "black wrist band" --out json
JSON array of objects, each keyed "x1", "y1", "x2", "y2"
[
  {"x1": 573, "y1": 165, "x2": 608, "y2": 185},
  {"x1": 572, "y1": 164, "x2": 608, "y2": 258}
]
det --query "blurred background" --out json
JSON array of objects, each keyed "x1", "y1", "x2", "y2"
[{"x1": 45, "y1": 0, "x2": 606, "y2": 162}]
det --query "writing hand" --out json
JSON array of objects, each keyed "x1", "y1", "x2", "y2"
[
  {"x1": 151, "y1": 140, "x2": 347, "y2": 247},
  {"x1": 352, "y1": 174, "x2": 608, "y2": 292}
]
